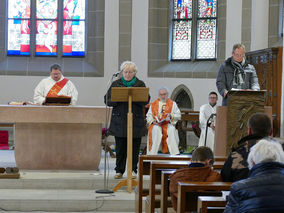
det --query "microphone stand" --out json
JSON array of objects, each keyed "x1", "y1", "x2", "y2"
[
  {"x1": 204, "y1": 113, "x2": 216, "y2": 147},
  {"x1": 96, "y1": 74, "x2": 118, "y2": 194}
]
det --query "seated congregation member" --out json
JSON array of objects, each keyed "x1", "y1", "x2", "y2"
[
  {"x1": 34, "y1": 64, "x2": 78, "y2": 105},
  {"x1": 198, "y1": 91, "x2": 218, "y2": 152},
  {"x1": 146, "y1": 87, "x2": 180, "y2": 155},
  {"x1": 169, "y1": 146, "x2": 222, "y2": 211},
  {"x1": 221, "y1": 113, "x2": 273, "y2": 182},
  {"x1": 104, "y1": 61, "x2": 147, "y2": 179},
  {"x1": 224, "y1": 139, "x2": 284, "y2": 213}
]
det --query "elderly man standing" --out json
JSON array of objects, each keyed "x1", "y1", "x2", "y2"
[
  {"x1": 198, "y1": 91, "x2": 218, "y2": 152},
  {"x1": 216, "y1": 43, "x2": 260, "y2": 106},
  {"x1": 34, "y1": 64, "x2": 78, "y2": 105},
  {"x1": 146, "y1": 87, "x2": 181, "y2": 155}
]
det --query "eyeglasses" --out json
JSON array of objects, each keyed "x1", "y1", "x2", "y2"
[
  {"x1": 209, "y1": 96, "x2": 217, "y2": 99},
  {"x1": 233, "y1": 53, "x2": 244, "y2": 58}
]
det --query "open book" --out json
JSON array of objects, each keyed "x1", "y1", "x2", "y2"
[{"x1": 155, "y1": 116, "x2": 170, "y2": 124}]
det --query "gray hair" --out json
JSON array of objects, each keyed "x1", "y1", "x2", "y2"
[
  {"x1": 232, "y1": 43, "x2": 245, "y2": 54},
  {"x1": 247, "y1": 139, "x2": 284, "y2": 169},
  {"x1": 158, "y1": 86, "x2": 169, "y2": 95},
  {"x1": 120, "y1": 61, "x2": 138, "y2": 74}
]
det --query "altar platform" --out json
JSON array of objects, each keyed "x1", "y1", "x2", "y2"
[{"x1": 0, "y1": 150, "x2": 146, "y2": 212}]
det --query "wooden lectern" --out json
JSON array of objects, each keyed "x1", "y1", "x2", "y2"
[
  {"x1": 111, "y1": 87, "x2": 149, "y2": 193},
  {"x1": 214, "y1": 90, "x2": 272, "y2": 156}
]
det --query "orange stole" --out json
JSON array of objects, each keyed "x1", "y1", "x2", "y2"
[
  {"x1": 148, "y1": 98, "x2": 174, "y2": 153},
  {"x1": 47, "y1": 78, "x2": 69, "y2": 97}
]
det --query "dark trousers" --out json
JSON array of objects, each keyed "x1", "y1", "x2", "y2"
[{"x1": 114, "y1": 137, "x2": 141, "y2": 174}]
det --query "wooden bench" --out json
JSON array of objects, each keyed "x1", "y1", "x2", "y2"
[
  {"x1": 135, "y1": 155, "x2": 192, "y2": 213},
  {"x1": 146, "y1": 160, "x2": 225, "y2": 213},
  {"x1": 135, "y1": 155, "x2": 226, "y2": 213},
  {"x1": 197, "y1": 196, "x2": 227, "y2": 213},
  {"x1": 177, "y1": 182, "x2": 232, "y2": 213},
  {"x1": 146, "y1": 161, "x2": 190, "y2": 213},
  {"x1": 159, "y1": 161, "x2": 225, "y2": 213},
  {"x1": 161, "y1": 170, "x2": 176, "y2": 213}
]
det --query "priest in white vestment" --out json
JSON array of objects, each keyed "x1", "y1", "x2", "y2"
[
  {"x1": 198, "y1": 91, "x2": 218, "y2": 151},
  {"x1": 146, "y1": 87, "x2": 181, "y2": 155},
  {"x1": 34, "y1": 64, "x2": 78, "y2": 105}
]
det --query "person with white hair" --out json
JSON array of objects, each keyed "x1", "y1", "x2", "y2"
[
  {"x1": 104, "y1": 61, "x2": 148, "y2": 179},
  {"x1": 146, "y1": 87, "x2": 181, "y2": 155},
  {"x1": 224, "y1": 139, "x2": 284, "y2": 213}
]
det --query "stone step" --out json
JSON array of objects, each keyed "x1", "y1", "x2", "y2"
[
  {"x1": 0, "y1": 189, "x2": 136, "y2": 212},
  {"x1": 0, "y1": 171, "x2": 149, "y2": 190}
]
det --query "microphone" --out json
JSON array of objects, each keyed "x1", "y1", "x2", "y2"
[{"x1": 113, "y1": 72, "x2": 120, "y2": 77}]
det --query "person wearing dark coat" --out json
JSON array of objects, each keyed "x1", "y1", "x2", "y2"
[
  {"x1": 216, "y1": 43, "x2": 260, "y2": 106},
  {"x1": 221, "y1": 113, "x2": 272, "y2": 182},
  {"x1": 224, "y1": 139, "x2": 284, "y2": 213},
  {"x1": 104, "y1": 61, "x2": 147, "y2": 179}
]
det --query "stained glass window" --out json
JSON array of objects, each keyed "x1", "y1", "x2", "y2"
[
  {"x1": 172, "y1": 0, "x2": 217, "y2": 60},
  {"x1": 197, "y1": 0, "x2": 217, "y2": 59},
  {"x1": 35, "y1": 0, "x2": 58, "y2": 56},
  {"x1": 172, "y1": 20, "x2": 191, "y2": 60},
  {"x1": 172, "y1": 0, "x2": 192, "y2": 60},
  {"x1": 7, "y1": 0, "x2": 86, "y2": 57},
  {"x1": 63, "y1": 0, "x2": 85, "y2": 56},
  {"x1": 7, "y1": 0, "x2": 31, "y2": 56}
]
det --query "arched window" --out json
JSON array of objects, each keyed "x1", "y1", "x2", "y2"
[
  {"x1": 171, "y1": 0, "x2": 217, "y2": 60},
  {"x1": 7, "y1": 0, "x2": 86, "y2": 57}
]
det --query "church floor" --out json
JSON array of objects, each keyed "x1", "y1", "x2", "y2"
[{"x1": 0, "y1": 150, "x2": 145, "y2": 212}]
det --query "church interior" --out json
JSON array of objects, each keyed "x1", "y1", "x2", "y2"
[{"x1": 0, "y1": 0, "x2": 283, "y2": 212}]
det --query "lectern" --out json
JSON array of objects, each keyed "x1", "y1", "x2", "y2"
[
  {"x1": 214, "y1": 90, "x2": 272, "y2": 156},
  {"x1": 111, "y1": 87, "x2": 149, "y2": 193}
]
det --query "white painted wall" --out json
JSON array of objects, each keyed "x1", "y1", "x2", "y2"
[
  {"x1": 251, "y1": 0, "x2": 269, "y2": 51},
  {"x1": 225, "y1": 0, "x2": 242, "y2": 58}
]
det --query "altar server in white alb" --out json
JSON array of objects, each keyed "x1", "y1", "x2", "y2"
[
  {"x1": 34, "y1": 64, "x2": 78, "y2": 105},
  {"x1": 198, "y1": 91, "x2": 218, "y2": 152},
  {"x1": 146, "y1": 87, "x2": 181, "y2": 155}
]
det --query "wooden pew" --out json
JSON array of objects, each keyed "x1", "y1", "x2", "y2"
[
  {"x1": 135, "y1": 155, "x2": 226, "y2": 213},
  {"x1": 161, "y1": 170, "x2": 175, "y2": 213},
  {"x1": 197, "y1": 196, "x2": 227, "y2": 213},
  {"x1": 177, "y1": 182, "x2": 232, "y2": 213},
  {"x1": 160, "y1": 162, "x2": 225, "y2": 213},
  {"x1": 146, "y1": 160, "x2": 225, "y2": 213},
  {"x1": 135, "y1": 155, "x2": 192, "y2": 213},
  {"x1": 146, "y1": 161, "x2": 190, "y2": 213}
]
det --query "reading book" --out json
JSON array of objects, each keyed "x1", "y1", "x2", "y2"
[
  {"x1": 155, "y1": 116, "x2": 170, "y2": 124},
  {"x1": 44, "y1": 95, "x2": 71, "y2": 105}
]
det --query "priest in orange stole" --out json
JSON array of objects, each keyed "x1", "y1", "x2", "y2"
[
  {"x1": 146, "y1": 87, "x2": 181, "y2": 155},
  {"x1": 34, "y1": 64, "x2": 78, "y2": 105}
]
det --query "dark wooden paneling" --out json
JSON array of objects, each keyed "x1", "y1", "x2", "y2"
[{"x1": 246, "y1": 47, "x2": 282, "y2": 137}]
